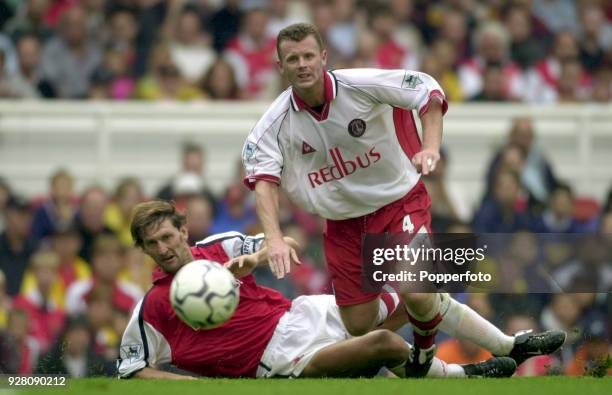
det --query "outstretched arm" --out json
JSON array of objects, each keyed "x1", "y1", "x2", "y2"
[
  {"x1": 254, "y1": 181, "x2": 298, "y2": 279},
  {"x1": 225, "y1": 236, "x2": 300, "y2": 278}
]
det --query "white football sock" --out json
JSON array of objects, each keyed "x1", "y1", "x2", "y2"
[
  {"x1": 438, "y1": 294, "x2": 514, "y2": 355},
  {"x1": 376, "y1": 288, "x2": 400, "y2": 325}
]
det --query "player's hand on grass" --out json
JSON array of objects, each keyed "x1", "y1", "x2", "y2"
[
  {"x1": 412, "y1": 148, "x2": 440, "y2": 176},
  {"x1": 267, "y1": 237, "x2": 300, "y2": 279},
  {"x1": 224, "y1": 254, "x2": 258, "y2": 278}
]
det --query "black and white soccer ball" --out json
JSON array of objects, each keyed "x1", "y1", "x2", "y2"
[{"x1": 170, "y1": 259, "x2": 240, "y2": 330}]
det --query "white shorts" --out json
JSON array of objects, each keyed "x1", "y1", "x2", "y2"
[{"x1": 256, "y1": 295, "x2": 349, "y2": 378}]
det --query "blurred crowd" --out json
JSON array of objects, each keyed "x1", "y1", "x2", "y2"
[
  {"x1": 0, "y1": 116, "x2": 611, "y2": 377},
  {"x1": 0, "y1": 0, "x2": 610, "y2": 102}
]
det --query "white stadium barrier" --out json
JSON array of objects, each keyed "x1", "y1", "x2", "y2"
[{"x1": 0, "y1": 101, "x2": 610, "y2": 211}]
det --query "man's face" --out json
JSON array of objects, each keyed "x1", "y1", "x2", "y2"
[
  {"x1": 278, "y1": 35, "x2": 327, "y2": 92},
  {"x1": 141, "y1": 219, "x2": 193, "y2": 274}
]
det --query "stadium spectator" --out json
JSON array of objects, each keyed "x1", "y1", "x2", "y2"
[
  {"x1": 0, "y1": 195, "x2": 37, "y2": 296},
  {"x1": 3, "y1": 0, "x2": 55, "y2": 43},
  {"x1": 422, "y1": 149, "x2": 471, "y2": 233},
  {"x1": 311, "y1": 0, "x2": 345, "y2": 68},
  {"x1": 199, "y1": 57, "x2": 240, "y2": 100},
  {"x1": 531, "y1": 31, "x2": 592, "y2": 103},
  {"x1": 471, "y1": 64, "x2": 511, "y2": 102},
  {"x1": 458, "y1": 22, "x2": 522, "y2": 101},
  {"x1": 104, "y1": 177, "x2": 144, "y2": 248},
  {"x1": 65, "y1": 234, "x2": 142, "y2": 317},
  {"x1": 494, "y1": 231, "x2": 558, "y2": 293},
  {"x1": 35, "y1": 315, "x2": 112, "y2": 377},
  {"x1": 31, "y1": 168, "x2": 77, "y2": 242},
  {"x1": 135, "y1": 45, "x2": 202, "y2": 100},
  {"x1": 369, "y1": 5, "x2": 418, "y2": 71},
  {"x1": 119, "y1": 247, "x2": 153, "y2": 294},
  {"x1": 350, "y1": 29, "x2": 378, "y2": 68},
  {"x1": 327, "y1": 0, "x2": 358, "y2": 62},
  {"x1": 19, "y1": 238, "x2": 74, "y2": 312},
  {"x1": 5, "y1": 308, "x2": 40, "y2": 374},
  {"x1": 156, "y1": 142, "x2": 217, "y2": 210},
  {"x1": 552, "y1": 235, "x2": 612, "y2": 293},
  {"x1": 577, "y1": 4, "x2": 612, "y2": 73},
  {"x1": 436, "y1": 8, "x2": 470, "y2": 64},
  {"x1": 49, "y1": 227, "x2": 92, "y2": 290},
  {"x1": 224, "y1": 6, "x2": 278, "y2": 99},
  {"x1": 210, "y1": 181, "x2": 257, "y2": 235},
  {"x1": 426, "y1": 39, "x2": 463, "y2": 102},
  {"x1": 388, "y1": 0, "x2": 423, "y2": 64},
  {"x1": 168, "y1": 6, "x2": 215, "y2": 84},
  {"x1": 40, "y1": 5, "x2": 103, "y2": 98},
  {"x1": 266, "y1": 0, "x2": 308, "y2": 37},
  {"x1": 533, "y1": 184, "x2": 582, "y2": 233},
  {"x1": 185, "y1": 195, "x2": 214, "y2": 245},
  {"x1": 74, "y1": 185, "x2": 112, "y2": 263},
  {"x1": 505, "y1": 5, "x2": 545, "y2": 70},
  {"x1": 556, "y1": 59, "x2": 591, "y2": 102},
  {"x1": 473, "y1": 170, "x2": 532, "y2": 233},
  {"x1": 207, "y1": 0, "x2": 243, "y2": 52},
  {"x1": 8, "y1": 34, "x2": 55, "y2": 98},
  {"x1": 486, "y1": 117, "x2": 559, "y2": 212},
  {"x1": 590, "y1": 68, "x2": 612, "y2": 103},
  {"x1": 85, "y1": 288, "x2": 121, "y2": 361},
  {"x1": 12, "y1": 251, "x2": 66, "y2": 352}
]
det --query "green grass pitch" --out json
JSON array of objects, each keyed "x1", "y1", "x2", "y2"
[{"x1": 12, "y1": 377, "x2": 612, "y2": 395}]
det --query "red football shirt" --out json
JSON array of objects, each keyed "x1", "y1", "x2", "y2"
[{"x1": 117, "y1": 234, "x2": 291, "y2": 377}]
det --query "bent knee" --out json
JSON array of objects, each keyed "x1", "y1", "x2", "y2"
[
  {"x1": 339, "y1": 302, "x2": 379, "y2": 336},
  {"x1": 367, "y1": 330, "x2": 409, "y2": 360},
  {"x1": 343, "y1": 320, "x2": 373, "y2": 337},
  {"x1": 403, "y1": 292, "x2": 437, "y2": 307}
]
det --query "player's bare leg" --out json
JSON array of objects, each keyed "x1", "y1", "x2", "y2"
[
  {"x1": 338, "y1": 299, "x2": 380, "y2": 336},
  {"x1": 339, "y1": 290, "x2": 401, "y2": 336},
  {"x1": 301, "y1": 329, "x2": 516, "y2": 378}
]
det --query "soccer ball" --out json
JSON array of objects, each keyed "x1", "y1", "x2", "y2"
[{"x1": 170, "y1": 259, "x2": 240, "y2": 330}]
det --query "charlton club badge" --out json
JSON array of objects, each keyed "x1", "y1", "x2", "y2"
[{"x1": 348, "y1": 119, "x2": 366, "y2": 137}]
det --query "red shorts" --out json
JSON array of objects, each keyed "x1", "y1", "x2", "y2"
[{"x1": 323, "y1": 181, "x2": 432, "y2": 306}]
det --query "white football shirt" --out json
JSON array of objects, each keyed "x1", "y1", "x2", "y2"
[{"x1": 243, "y1": 68, "x2": 448, "y2": 220}]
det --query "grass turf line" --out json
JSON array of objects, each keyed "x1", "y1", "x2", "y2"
[{"x1": 12, "y1": 377, "x2": 611, "y2": 395}]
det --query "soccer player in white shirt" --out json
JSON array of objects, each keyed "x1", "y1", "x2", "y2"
[{"x1": 243, "y1": 23, "x2": 565, "y2": 376}]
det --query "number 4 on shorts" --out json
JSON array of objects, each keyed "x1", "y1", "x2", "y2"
[{"x1": 402, "y1": 214, "x2": 415, "y2": 233}]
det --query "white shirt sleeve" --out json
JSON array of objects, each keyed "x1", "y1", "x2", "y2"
[
  {"x1": 116, "y1": 299, "x2": 172, "y2": 378},
  {"x1": 196, "y1": 232, "x2": 265, "y2": 259},
  {"x1": 242, "y1": 93, "x2": 290, "y2": 190},
  {"x1": 333, "y1": 68, "x2": 448, "y2": 116}
]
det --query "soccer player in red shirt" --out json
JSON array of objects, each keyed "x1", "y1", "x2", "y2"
[{"x1": 117, "y1": 200, "x2": 516, "y2": 379}]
